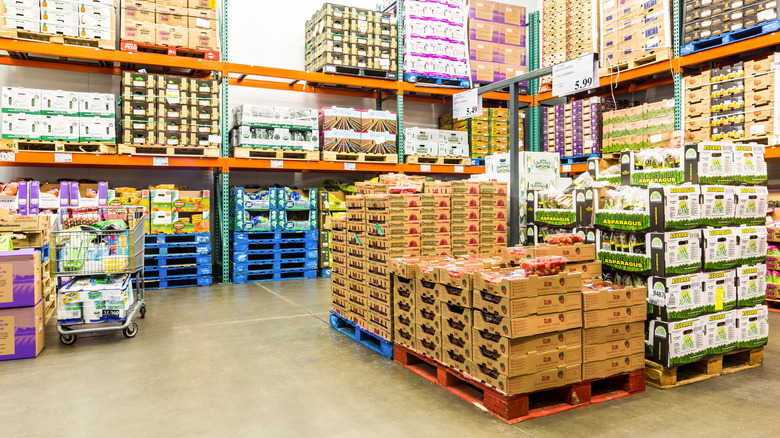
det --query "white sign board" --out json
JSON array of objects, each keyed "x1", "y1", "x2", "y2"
[
  {"x1": 552, "y1": 53, "x2": 598, "y2": 97},
  {"x1": 453, "y1": 88, "x2": 482, "y2": 120}
]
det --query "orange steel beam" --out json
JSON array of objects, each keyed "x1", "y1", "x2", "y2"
[
  {"x1": 0, "y1": 55, "x2": 123, "y2": 75},
  {"x1": 227, "y1": 63, "x2": 399, "y2": 91},
  {"x1": 680, "y1": 31, "x2": 780, "y2": 66},
  {"x1": 0, "y1": 37, "x2": 222, "y2": 71},
  {"x1": 0, "y1": 152, "x2": 225, "y2": 170},
  {"x1": 765, "y1": 146, "x2": 780, "y2": 161},
  {"x1": 227, "y1": 77, "x2": 379, "y2": 99}
]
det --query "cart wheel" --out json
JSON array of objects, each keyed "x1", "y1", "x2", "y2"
[
  {"x1": 140, "y1": 304, "x2": 147, "y2": 319},
  {"x1": 60, "y1": 334, "x2": 77, "y2": 345},
  {"x1": 123, "y1": 323, "x2": 139, "y2": 339}
]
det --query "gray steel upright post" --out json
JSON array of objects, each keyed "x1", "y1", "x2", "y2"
[{"x1": 508, "y1": 83, "x2": 520, "y2": 246}]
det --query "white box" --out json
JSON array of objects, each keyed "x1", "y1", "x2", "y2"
[
  {"x1": 3, "y1": 3, "x2": 40, "y2": 18},
  {"x1": 40, "y1": 20, "x2": 78, "y2": 35},
  {"x1": 405, "y1": 127, "x2": 438, "y2": 143},
  {"x1": 439, "y1": 143, "x2": 468, "y2": 157},
  {"x1": 79, "y1": 117, "x2": 115, "y2": 142},
  {"x1": 405, "y1": 141, "x2": 439, "y2": 156},
  {"x1": 701, "y1": 310, "x2": 737, "y2": 355},
  {"x1": 735, "y1": 305, "x2": 769, "y2": 348},
  {"x1": 40, "y1": 9, "x2": 78, "y2": 24},
  {"x1": 78, "y1": 3, "x2": 112, "y2": 16},
  {"x1": 79, "y1": 10, "x2": 112, "y2": 28},
  {"x1": 2, "y1": 87, "x2": 42, "y2": 113},
  {"x1": 78, "y1": 25, "x2": 113, "y2": 39},
  {"x1": 41, "y1": 89, "x2": 79, "y2": 115},
  {"x1": 1, "y1": 113, "x2": 41, "y2": 139},
  {"x1": 2, "y1": 16, "x2": 41, "y2": 31},
  {"x1": 41, "y1": 1, "x2": 79, "y2": 12},
  {"x1": 41, "y1": 115, "x2": 79, "y2": 141},
  {"x1": 78, "y1": 92, "x2": 114, "y2": 117},
  {"x1": 523, "y1": 152, "x2": 560, "y2": 175}
]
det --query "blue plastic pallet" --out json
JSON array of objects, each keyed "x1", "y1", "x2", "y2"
[
  {"x1": 403, "y1": 72, "x2": 470, "y2": 88},
  {"x1": 145, "y1": 233, "x2": 210, "y2": 246},
  {"x1": 145, "y1": 254, "x2": 211, "y2": 268},
  {"x1": 232, "y1": 230, "x2": 318, "y2": 243},
  {"x1": 231, "y1": 268, "x2": 317, "y2": 283},
  {"x1": 561, "y1": 153, "x2": 600, "y2": 165},
  {"x1": 231, "y1": 258, "x2": 319, "y2": 274},
  {"x1": 681, "y1": 19, "x2": 780, "y2": 55},
  {"x1": 39, "y1": 243, "x2": 50, "y2": 263},
  {"x1": 329, "y1": 311, "x2": 393, "y2": 359},
  {"x1": 231, "y1": 239, "x2": 318, "y2": 253},
  {"x1": 144, "y1": 275, "x2": 212, "y2": 290},
  {"x1": 319, "y1": 268, "x2": 331, "y2": 278},
  {"x1": 471, "y1": 158, "x2": 485, "y2": 166},
  {"x1": 230, "y1": 249, "x2": 318, "y2": 263},
  {"x1": 144, "y1": 264, "x2": 212, "y2": 280},
  {"x1": 145, "y1": 243, "x2": 211, "y2": 257}
]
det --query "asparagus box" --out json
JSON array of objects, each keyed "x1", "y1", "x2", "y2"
[
  {"x1": 648, "y1": 274, "x2": 705, "y2": 321},
  {"x1": 732, "y1": 144, "x2": 767, "y2": 185},
  {"x1": 702, "y1": 310, "x2": 737, "y2": 355},
  {"x1": 648, "y1": 230, "x2": 703, "y2": 276},
  {"x1": 646, "y1": 317, "x2": 707, "y2": 367},
  {"x1": 735, "y1": 305, "x2": 769, "y2": 349},
  {"x1": 736, "y1": 226, "x2": 767, "y2": 266},
  {"x1": 736, "y1": 264, "x2": 767, "y2": 308},
  {"x1": 700, "y1": 186, "x2": 735, "y2": 228},
  {"x1": 734, "y1": 187, "x2": 768, "y2": 226},
  {"x1": 702, "y1": 227, "x2": 739, "y2": 270},
  {"x1": 701, "y1": 269, "x2": 737, "y2": 312},
  {"x1": 684, "y1": 143, "x2": 733, "y2": 185}
]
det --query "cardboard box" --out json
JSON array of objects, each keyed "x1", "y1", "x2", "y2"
[
  {"x1": 442, "y1": 323, "x2": 472, "y2": 361},
  {"x1": 188, "y1": 28, "x2": 218, "y2": 50},
  {"x1": 646, "y1": 317, "x2": 707, "y2": 367},
  {"x1": 0, "y1": 298, "x2": 44, "y2": 361},
  {"x1": 473, "y1": 290, "x2": 582, "y2": 319},
  {"x1": 581, "y1": 353, "x2": 644, "y2": 380},
  {"x1": 735, "y1": 305, "x2": 769, "y2": 348},
  {"x1": 122, "y1": 20, "x2": 156, "y2": 43},
  {"x1": 583, "y1": 305, "x2": 645, "y2": 329},
  {"x1": 0, "y1": 249, "x2": 42, "y2": 309},
  {"x1": 583, "y1": 335, "x2": 644, "y2": 363},
  {"x1": 471, "y1": 271, "x2": 582, "y2": 299},
  {"x1": 472, "y1": 327, "x2": 581, "y2": 358},
  {"x1": 474, "y1": 341, "x2": 581, "y2": 378},
  {"x1": 472, "y1": 363, "x2": 581, "y2": 395},
  {"x1": 473, "y1": 309, "x2": 582, "y2": 339},
  {"x1": 529, "y1": 243, "x2": 596, "y2": 262},
  {"x1": 583, "y1": 322, "x2": 645, "y2": 345},
  {"x1": 581, "y1": 283, "x2": 645, "y2": 311}
]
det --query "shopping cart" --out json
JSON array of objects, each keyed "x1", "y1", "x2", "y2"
[{"x1": 53, "y1": 206, "x2": 146, "y2": 345}]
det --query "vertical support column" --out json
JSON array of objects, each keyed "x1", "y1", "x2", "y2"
[
  {"x1": 528, "y1": 11, "x2": 541, "y2": 152},
  {"x1": 396, "y1": 0, "x2": 405, "y2": 163},
  {"x1": 219, "y1": 0, "x2": 230, "y2": 283},
  {"x1": 672, "y1": 0, "x2": 683, "y2": 131},
  {"x1": 508, "y1": 83, "x2": 520, "y2": 246},
  {"x1": 397, "y1": 92, "x2": 405, "y2": 162}
]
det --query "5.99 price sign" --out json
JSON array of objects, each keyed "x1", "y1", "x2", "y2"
[{"x1": 552, "y1": 53, "x2": 598, "y2": 97}]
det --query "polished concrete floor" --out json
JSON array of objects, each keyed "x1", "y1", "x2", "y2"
[{"x1": 2, "y1": 278, "x2": 779, "y2": 437}]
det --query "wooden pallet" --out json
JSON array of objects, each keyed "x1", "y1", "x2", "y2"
[
  {"x1": 765, "y1": 298, "x2": 780, "y2": 313},
  {"x1": 231, "y1": 147, "x2": 319, "y2": 161},
  {"x1": 600, "y1": 49, "x2": 672, "y2": 76},
  {"x1": 321, "y1": 151, "x2": 398, "y2": 163},
  {"x1": 394, "y1": 343, "x2": 645, "y2": 424},
  {"x1": 118, "y1": 144, "x2": 220, "y2": 157},
  {"x1": 645, "y1": 347, "x2": 764, "y2": 389},
  {"x1": 0, "y1": 28, "x2": 114, "y2": 50},
  {"x1": 405, "y1": 155, "x2": 471, "y2": 166},
  {"x1": 0, "y1": 139, "x2": 116, "y2": 154},
  {"x1": 120, "y1": 40, "x2": 219, "y2": 61}
]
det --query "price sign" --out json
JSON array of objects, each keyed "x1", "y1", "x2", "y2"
[
  {"x1": 54, "y1": 153, "x2": 72, "y2": 163},
  {"x1": 153, "y1": 157, "x2": 169, "y2": 166},
  {"x1": 344, "y1": 162, "x2": 356, "y2": 171},
  {"x1": 453, "y1": 88, "x2": 482, "y2": 120},
  {"x1": 552, "y1": 53, "x2": 598, "y2": 97},
  {"x1": 270, "y1": 160, "x2": 284, "y2": 168},
  {"x1": 454, "y1": 166, "x2": 464, "y2": 173},
  {"x1": 420, "y1": 164, "x2": 431, "y2": 172}
]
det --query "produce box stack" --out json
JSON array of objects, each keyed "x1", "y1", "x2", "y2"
[
  {"x1": 439, "y1": 110, "x2": 525, "y2": 158},
  {"x1": 402, "y1": 0, "x2": 470, "y2": 85},
  {"x1": 468, "y1": 1, "x2": 528, "y2": 84},
  {"x1": 345, "y1": 194, "x2": 368, "y2": 328},
  {"x1": 392, "y1": 258, "x2": 417, "y2": 350},
  {"x1": 420, "y1": 191, "x2": 451, "y2": 258},
  {"x1": 1, "y1": 86, "x2": 115, "y2": 144},
  {"x1": 541, "y1": 0, "x2": 598, "y2": 85},
  {"x1": 602, "y1": 99, "x2": 675, "y2": 153},
  {"x1": 360, "y1": 109, "x2": 397, "y2": 155},
  {"x1": 330, "y1": 216, "x2": 349, "y2": 317},
  {"x1": 767, "y1": 227, "x2": 780, "y2": 302},
  {"x1": 1, "y1": 0, "x2": 117, "y2": 43},
  {"x1": 229, "y1": 105, "x2": 319, "y2": 154},
  {"x1": 120, "y1": 72, "x2": 220, "y2": 152},
  {"x1": 681, "y1": 0, "x2": 778, "y2": 51},
  {"x1": 305, "y1": 4, "x2": 397, "y2": 76},
  {"x1": 404, "y1": 128, "x2": 469, "y2": 159},
  {"x1": 684, "y1": 54, "x2": 777, "y2": 143},
  {"x1": 599, "y1": 0, "x2": 672, "y2": 74},
  {"x1": 317, "y1": 189, "x2": 347, "y2": 276},
  {"x1": 456, "y1": 108, "x2": 490, "y2": 159},
  {"x1": 120, "y1": 0, "x2": 219, "y2": 53},
  {"x1": 542, "y1": 97, "x2": 611, "y2": 158},
  {"x1": 478, "y1": 180, "x2": 508, "y2": 255},
  {"x1": 320, "y1": 106, "x2": 398, "y2": 160},
  {"x1": 413, "y1": 259, "x2": 443, "y2": 360}
]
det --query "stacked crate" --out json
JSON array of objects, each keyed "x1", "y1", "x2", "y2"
[
  {"x1": 451, "y1": 183, "x2": 480, "y2": 257},
  {"x1": 320, "y1": 106, "x2": 398, "y2": 160},
  {"x1": 393, "y1": 263, "x2": 416, "y2": 350},
  {"x1": 477, "y1": 181, "x2": 508, "y2": 254},
  {"x1": 120, "y1": 72, "x2": 220, "y2": 153},
  {"x1": 468, "y1": 1, "x2": 528, "y2": 84},
  {"x1": 345, "y1": 194, "x2": 368, "y2": 327},
  {"x1": 681, "y1": 0, "x2": 777, "y2": 52},
  {"x1": 541, "y1": 0, "x2": 598, "y2": 70},
  {"x1": 420, "y1": 192, "x2": 451, "y2": 258},
  {"x1": 229, "y1": 104, "x2": 319, "y2": 156},
  {"x1": 404, "y1": 128, "x2": 469, "y2": 159},
  {"x1": 542, "y1": 97, "x2": 612, "y2": 158},
  {"x1": 305, "y1": 3, "x2": 397, "y2": 76},
  {"x1": 600, "y1": 0, "x2": 672, "y2": 74},
  {"x1": 119, "y1": 0, "x2": 219, "y2": 53},
  {"x1": 439, "y1": 110, "x2": 524, "y2": 159},
  {"x1": 229, "y1": 187, "x2": 318, "y2": 283},
  {"x1": 685, "y1": 54, "x2": 777, "y2": 143},
  {"x1": 1, "y1": 0, "x2": 116, "y2": 43},
  {"x1": 602, "y1": 99, "x2": 675, "y2": 153},
  {"x1": 330, "y1": 216, "x2": 349, "y2": 316}
]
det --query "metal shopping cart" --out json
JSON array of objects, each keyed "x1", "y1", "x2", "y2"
[{"x1": 53, "y1": 206, "x2": 146, "y2": 345}]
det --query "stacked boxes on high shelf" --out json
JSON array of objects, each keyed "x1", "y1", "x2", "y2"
[
  {"x1": 305, "y1": 3, "x2": 397, "y2": 77},
  {"x1": 229, "y1": 105, "x2": 319, "y2": 159},
  {"x1": 541, "y1": 0, "x2": 598, "y2": 86},
  {"x1": 402, "y1": 0, "x2": 470, "y2": 86},
  {"x1": 602, "y1": 99, "x2": 674, "y2": 153},
  {"x1": 599, "y1": 0, "x2": 672, "y2": 75},
  {"x1": 120, "y1": 0, "x2": 219, "y2": 53},
  {"x1": 0, "y1": 0, "x2": 116, "y2": 45},
  {"x1": 230, "y1": 187, "x2": 318, "y2": 283},
  {"x1": 681, "y1": 0, "x2": 779, "y2": 53},
  {"x1": 404, "y1": 127, "x2": 469, "y2": 163},
  {"x1": 0, "y1": 213, "x2": 54, "y2": 362},
  {"x1": 468, "y1": 1, "x2": 527, "y2": 84},
  {"x1": 439, "y1": 109, "x2": 524, "y2": 160},
  {"x1": 1, "y1": 87, "x2": 115, "y2": 146},
  {"x1": 119, "y1": 72, "x2": 220, "y2": 155},
  {"x1": 320, "y1": 106, "x2": 398, "y2": 162},
  {"x1": 684, "y1": 54, "x2": 777, "y2": 143},
  {"x1": 542, "y1": 97, "x2": 611, "y2": 158}
]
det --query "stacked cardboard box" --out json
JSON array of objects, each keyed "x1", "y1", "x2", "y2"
[
  {"x1": 330, "y1": 216, "x2": 349, "y2": 316},
  {"x1": 439, "y1": 109, "x2": 525, "y2": 159},
  {"x1": 602, "y1": 99, "x2": 675, "y2": 153},
  {"x1": 320, "y1": 106, "x2": 397, "y2": 157},
  {"x1": 230, "y1": 105, "x2": 319, "y2": 152},
  {"x1": 144, "y1": 185, "x2": 210, "y2": 234},
  {"x1": 318, "y1": 189, "x2": 347, "y2": 274},
  {"x1": 476, "y1": 180, "x2": 507, "y2": 254},
  {"x1": 305, "y1": 3, "x2": 397, "y2": 75},
  {"x1": 600, "y1": 0, "x2": 672, "y2": 72},
  {"x1": 345, "y1": 195, "x2": 368, "y2": 328},
  {"x1": 542, "y1": 97, "x2": 613, "y2": 158},
  {"x1": 120, "y1": 0, "x2": 219, "y2": 51},
  {"x1": 404, "y1": 128, "x2": 469, "y2": 158},
  {"x1": 682, "y1": 0, "x2": 777, "y2": 47},
  {"x1": 120, "y1": 72, "x2": 220, "y2": 149},
  {"x1": 468, "y1": 1, "x2": 527, "y2": 84},
  {"x1": 685, "y1": 54, "x2": 777, "y2": 143},
  {"x1": 1, "y1": 87, "x2": 115, "y2": 143},
  {"x1": 541, "y1": 0, "x2": 598, "y2": 70},
  {"x1": 1, "y1": 0, "x2": 116, "y2": 40}
]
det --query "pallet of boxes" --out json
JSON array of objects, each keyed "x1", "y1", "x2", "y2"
[
  {"x1": 0, "y1": 210, "x2": 54, "y2": 362},
  {"x1": 229, "y1": 105, "x2": 320, "y2": 161},
  {"x1": 599, "y1": 0, "x2": 672, "y2": 76},
  {"x1": 320, "y1": 106, "x2": 398, "y2": 163},
  {"x1": 119, "y1": 72, "x2": 220, "y2": 157},
  {"x1": 404, "y1": 127, "x2": 470, "y2": 166},
  {"x1": 0, "y1": 0, "x2": 116, "y2": 49},
  {"x1": 120, "y1": 0, "x2": 219, "y2": 58}
]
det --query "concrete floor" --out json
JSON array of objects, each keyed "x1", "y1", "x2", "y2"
[{"x1": 2, "y1": 278, "x2": 779, "y2": 438}]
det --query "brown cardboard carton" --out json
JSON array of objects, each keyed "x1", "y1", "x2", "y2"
[
  {"x1": 474, "y1": 343, "x2": 582, "y2": 377},
  {"x1": 581, "y1": 284, "x2": 645, "y2": 311},
  {"x1": 451, "y1": 207, "x2": 480, "y2": 221},
  {"x1": 434, "y1": 282, "x2": 472, "y2": 307},
  {"x1": 442, "y1": 323, "x2": 472, "y2": 360},
  {"x1": 419, "y1": 220, "x2": 450, "y2": 234},
  {"x1": 451, "y1": 180, "x2": 481, "y2": 194},
  {"x1": 188, "y1": 29, "x2": 218, "y2": 50},
  {"x1": 416, "y1": 331, "x2": 442, "y2": 361},
  {"x1": 472, "y1": 290, "x2": 581, "y2": 319},
  {"x1": 529, "y1": 243, "x2": 596, "y2": 262},
  {"x1": 441, "y1": 302, "x2": 472, "y2": 329},
  {"x1": 563, "y1": 261, "x2": 602, "y2": 278},
  {"x1": 471, "y1": 270, "x2": 582, "y2": 299},
  {"x1": 451, "y1": 232, "x2": 481, "y2": 246},
  {"x1": 122, "y1": 20, "x2": 156, "y2": 44},
  {"x1": 395, "y1": 326, "x2": 416, "y2": 348},
  {"x1": 583, "y1": 335, "x2": 644, "y2": 363},
  {"x1": 156, "y1": 25, "x2": 188, "y2": 47},
  {"x1": 188, "y1": 9, "x2": 218, "y2": 30},
  {"x1": 451, "y1": 219, "x2": 480, "y2": 233},
  {"x1": 420, "y1": 193, "x2": 451, "y2": 208},
  {"x1": 122, "y1": 1, "x2": 156, "y2": 23},
  {"x1": 581, "y1": 353, "x2": 644, "y2": 380},
  {"x1": 472, "y1": 327, "x2": 582, "y2": 358},
  {"x1": 155, "y1": 5, "x2": 187, "y2": 27},
  {"x1": 451, "y1": 194, "x2": 480, "y2": 207},
  {"x1": 442, "y1": 349, "x2": 472, "y2": 374},
  {"x1": 0, "y1": 299, "x2": 45, "y2": 361},
  {"x1": 472, "y1": 363, "x2": 581, "y2": 395},
  {"x1": 473, "y1": 309, "x2": 582, "y2": 338},
  {"x1": 582, "y1": 305, "x2": 646, "y2": 329}
]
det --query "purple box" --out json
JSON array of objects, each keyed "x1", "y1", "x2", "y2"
[
  {"x1": 0, "y1": 298, "x2": 44, "y2": 361},
  {"x1": 17, "y1": 181, "x2": 28, "y2": 216},
  {"x1": 0, "y1": 249, "x2": 42, "y2": 309}
]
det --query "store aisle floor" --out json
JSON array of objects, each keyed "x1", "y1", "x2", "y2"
[{"x1": 2, "y1": 278, "x2": 779, "y2": 437}]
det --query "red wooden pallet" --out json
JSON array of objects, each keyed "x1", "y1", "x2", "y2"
[
  {"x1": 120, "y1": 40, "x2": 220, "y2": 61},
  {"x1": 766, "y1": 298, "x2": 780, "y2": 313},
  {"x1": 393, "y1": 343, "x2": 645, "y2": 424}
]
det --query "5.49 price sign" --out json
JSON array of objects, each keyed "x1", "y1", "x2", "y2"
[
  {"x1": 553, "y1": 53, "x2": 598, "y2": 97},
  {"x1": 453, "y1": 88, "x2": 483, "y2": 120}
]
